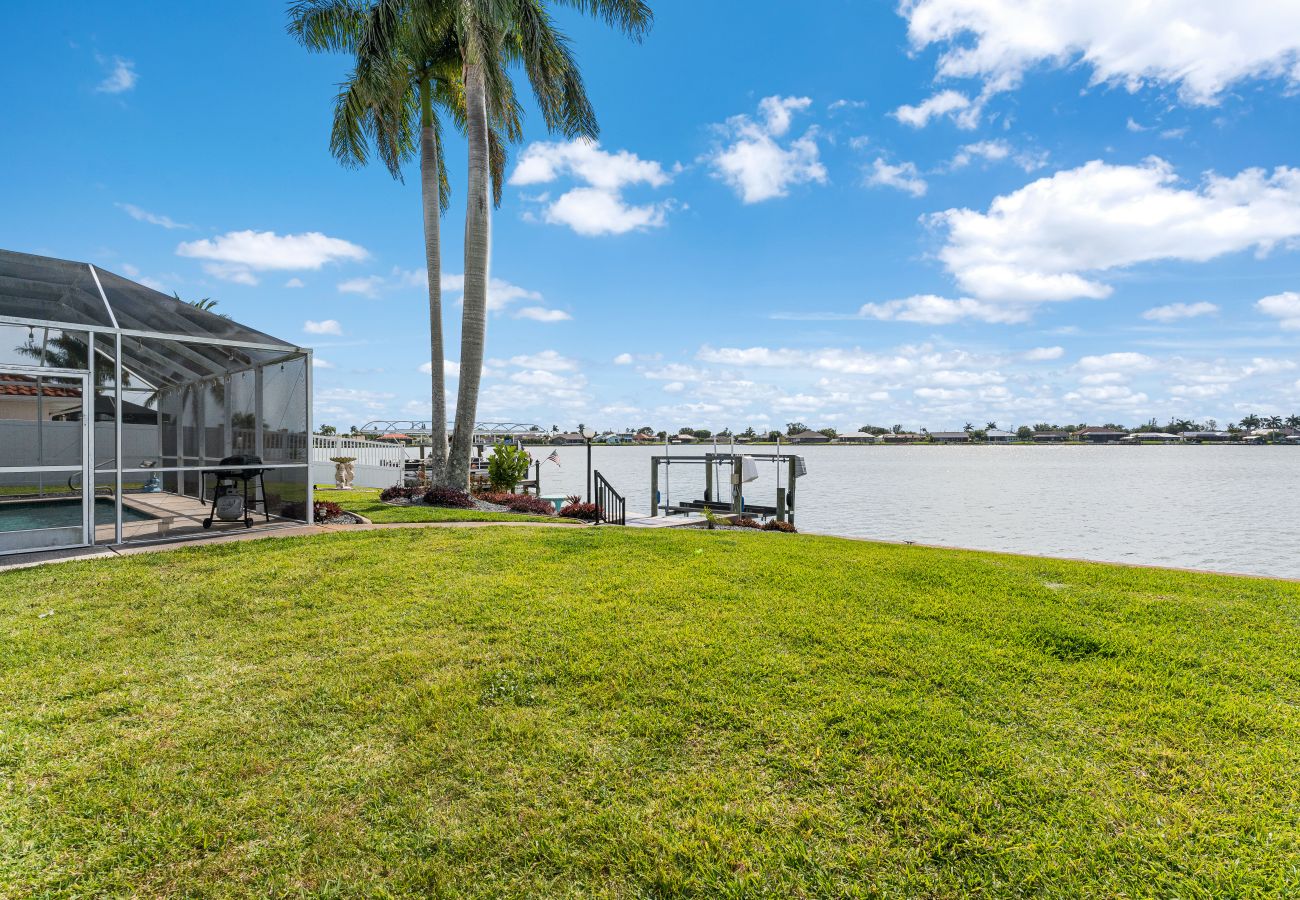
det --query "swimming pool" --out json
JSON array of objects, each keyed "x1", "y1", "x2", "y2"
[{"x1": 0, "y1": 498, "x2": 158, "y2": 532}]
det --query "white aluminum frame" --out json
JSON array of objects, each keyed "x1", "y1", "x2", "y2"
[{"x1": 0, "y1": 366, "x2": 92, "y2": 556}]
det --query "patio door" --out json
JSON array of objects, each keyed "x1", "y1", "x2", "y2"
[{"x1": 0, "y1": 367, "x2": 92, "y2": 554}]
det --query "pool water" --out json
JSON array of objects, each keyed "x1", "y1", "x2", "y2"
[{"x1": 0, "y1": 498, "x2": 157, "y2": 532}]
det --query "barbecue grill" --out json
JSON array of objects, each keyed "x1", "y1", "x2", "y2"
[{"x1": 200, "y1": 454, "x2": 271, "y2": 528}]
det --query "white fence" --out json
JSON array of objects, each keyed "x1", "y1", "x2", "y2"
[{"x1": 311, "y1": 435, "x2": 411, "y2": 489}]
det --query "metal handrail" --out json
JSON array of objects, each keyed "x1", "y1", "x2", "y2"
[{"x1": 593, "y1": 470, "x2": 625, "y2": 525}]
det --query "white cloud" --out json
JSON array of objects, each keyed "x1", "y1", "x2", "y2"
[
  {"x1": 510, "y1": 139, "x2": 670, "y2": 190},
  {"x1": 285, "y1": 278, "x2": 305, "y2": 288},
  {"x1": 177, "y1": 230, "x2": 368, "y2": 285},
  {"x1": 95, "y1": 56, "x2": 137, "y2": 94},
  {"x1": 1024, "y1": 346, "x2": 1065, "y2": 361},
  {"x1": 514, "y1": 306, "x2": 572, "y2": 323},
  {"x1": 511, "y1": 369, "x2": 567, "y2": 388},
  {"x1": 613, "y1": 353, "x2": 634, "y2": 365},
  {"x1": 509, "y1": 350, "x2": 577, "y2": 372},
  {"x1": 1256, "y1": 291, "x2": 1300, "y2": 329},
  {"x1": 510, "y1": 139, "x2": 675, "y2": 236},
  {"x1": 865, "y1": 159, "x2": 928, "y2": 197},
  {"x1": 859, "y1": 295, "x2": 1030, "y2": 324},
  {"x1": 892, "y1": 89, "x2": 978, "y2": 129},
  {"x1": 303, "y1": 319, "x2": 343, "y2": 335},
  {"x1": 706, "y1": 96, "x2": 827, "y2": 203},
  {"x1": 828, "y1": 99, "x2": 867, "y2": 113},
  {"x1": 419, "y1": 360, "x2": 462, "y2": 378},
  {"x1": 1077, "y1": 352, "x2": 1157, "y2": 371},
  {"x1": 663, "y1": 381, "x2": 685, "y2": 393},
  {"x1": 337, "y1": 275, "x2": 385, "y2": 298},
  {"x1": 116, "y1": 202, "x2": 189, "y2": 229},
  {"x1": 1064, "y1": 385, "x2": 1150, "y2": 405},
  {"x1": 949, "y1": 140, "x2": 1048, "y2": 172},
  {"x1": 543, "y1": 187, "x2": 670, "y2": 236},
  {"x1": 312, "y1": 358, "x2": 334, "y2": 369},
  {"x1": 932, "y1": 159, "x2": 1300, "y2": 305},
  {"x1": 901, "y1": 0, "x2": 1300, "y2": 107},
  {"x1": 1143, "y1": 301, "x2": 1219, "y2": 322}
]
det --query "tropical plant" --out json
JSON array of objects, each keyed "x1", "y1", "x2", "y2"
[
  {"x1": 423, "y1": 485, "x2": 476, "y2": 508},
  {"x1": 559, "y1": 501, "x2": 599, "y2": 521},
  {"x1": 289, "y1": 0, "x2": 520, "y2": 486},
  {"x1": 762, "y1": 519, "x2": 797, "y2": 533},
  {"x1": 1240, "y1": 414, "x2": 1262, "y2": 432},
  {"x1": 503, "y1": 494, "x2": 556, "y2": 516},
  {"x1": 487, "y1": 442, "x2": 532, "y2": 492}
]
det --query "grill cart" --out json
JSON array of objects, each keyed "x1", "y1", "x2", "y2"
[{"x1": 201, "y1": 455, "x2": 271, "y2": 529}]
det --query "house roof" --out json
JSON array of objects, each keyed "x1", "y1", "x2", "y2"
[
  {"x1": 1074, "y1": 426, "x2": 1128, "y2": 434},
  {"x1": 0, "y1": 374, "x2": 81, "y2": 398},
  {"x1": 986, "y1": 429, "x2": 1016, "y2": 437},
  {"x1": 929, "y1": 431, "x2": 970, "y2": 439},
  {"x1": 790, "y1": 430, "x2": 828, "y2": 438}
]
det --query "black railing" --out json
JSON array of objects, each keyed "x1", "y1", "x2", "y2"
[{"x1": 593, "y1": 469, "x2": 625, "y2": 525}]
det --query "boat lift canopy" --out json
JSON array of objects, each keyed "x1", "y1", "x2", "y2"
[{"x1": 649, "y1": 450, "x2": 806, "y2": 524}]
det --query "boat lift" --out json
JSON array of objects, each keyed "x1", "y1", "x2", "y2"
[{"x1": 650, "y1": 449, "x2": 807, "y2": 525}]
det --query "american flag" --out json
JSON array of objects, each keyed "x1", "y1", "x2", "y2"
[{"x1": 545, "y1": 449, "x2": 561, "y2": 466}]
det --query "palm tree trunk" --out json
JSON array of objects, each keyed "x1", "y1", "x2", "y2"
[
  {"x1": 446, "y1": 61, "x2": 491, "y2": 488},
  {"x1": 419, "y1": 77, "x2": 448, "y2": 482}
]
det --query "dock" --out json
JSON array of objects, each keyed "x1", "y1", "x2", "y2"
[{"x1": 623, "y1": 514, "x2": 708, "y2": 529}]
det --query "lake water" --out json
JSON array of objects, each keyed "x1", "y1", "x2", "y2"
[{"x1": 529, "y1": 444, "x2": 1300, "y2": 580}]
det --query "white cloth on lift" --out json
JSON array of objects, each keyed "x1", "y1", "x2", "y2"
[{"x1": 739, "y1": 455, "x2": 760, "y2": 483}]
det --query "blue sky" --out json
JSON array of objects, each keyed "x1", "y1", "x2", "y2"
[{"x1": 4, "y1": 0, "x2": 1300, "y2": 432}]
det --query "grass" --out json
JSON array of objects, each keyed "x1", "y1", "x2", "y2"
[
  {"x1": 2, "y1": 527, "x2": 1299, "y2": 897},
  {"x1": 318, "y1": 486, "x2": 580, "y2": 525}
]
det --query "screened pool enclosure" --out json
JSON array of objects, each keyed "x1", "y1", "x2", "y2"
[{"x1": 0, "y1": 249, "x2": 312, "y2": 554}]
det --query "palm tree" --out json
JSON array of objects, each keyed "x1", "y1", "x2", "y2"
[
  {"x1": 985, "y1": 421, "x2": 997, "y2": 431},
  {"x1": 963, "y1": 422, "x2": 973, "y2": 433},
  {"x1": 1240, "y1": 414, "x2": 1262, "y2": 432},
  {"x1": 289, "y1": 1, "x2": 519, "y2": 484},
  {"x1": 352, "y1": 0, "x2": 650, "y2": 486},
  {"x1": 1287, "y1": 415, "x2": 1300, "y2": 431}
]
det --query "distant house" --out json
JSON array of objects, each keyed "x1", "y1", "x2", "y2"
[
  {"x1": 601, "y1": 432, "x2": 635, "y2": 445},
  {"x1": 1122, "y1": 432, "x2": 1181, "y2": 443},
  {"x1": 550, "y1": 432, "x2": 585, "y2": 445},
  {"x1": 788, "y1": 430, "x2": 831, "y2": 444},
  {"x1": 1032, "y1": 431, "x2": 1069, "y2": 443},
  {"x1": 834, "y1": 433, "x2": 877, "y2": 443},
  {"x1": 0, "y1": 374, "x2": 83, "y2": 421},
  {"x1": 1181, "y1": 431, "x2": 1231, "y2": 443},
  {"x1": 633, "y1": 432, "x2": 657, "y2": 443},
  {"x1": 668, "y1": 433, "x2": 697, "y2": 444},
  {"x1": 879, "y1": 432, "x2": 923, "y2": 444},
  {"x1": 1073, "y1": 426, "x2": 1128, "y2": 443},
  {"x1": 985, "y1": 429, "x2": 1016, "y2": 443},
  {"x1": 929, "y1": 431, "x2": 971, "y2": 444}
]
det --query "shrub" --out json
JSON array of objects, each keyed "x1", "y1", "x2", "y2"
[
  {"x1": 735, "y1": 516, "x2": 763, "y2": 529},
  {"x1": 558, "y1": 502, "x2": 599, "y2": 521},
  {"x1": 474, "y1": 490, "x2": 516, "y2": 506},
  {"x1": 505, "y1": 494, "x2": 556, "y2": 516},
  {"x1": 423, "y1": 486, "x2": 475, "y2": 509},
  {"x1": 380, "y1": 485, "x2": 418, "y2": 503},
  {"x1": 314, "y1": 499, "x2": 345, "y2": 520},
  {"x1": 488, "y1": 443, "x2": 533, "y2": 492},
  {"x1": 565, "y1": 494, "x2": 582, "y2": 505},
  {"x1": 762, "y1": 519, "x2": 797, "y2": 533}
]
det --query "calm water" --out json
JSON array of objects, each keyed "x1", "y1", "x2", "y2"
[{"x1": 530, "y1": 444, "x2": 1300, "y2": 579}]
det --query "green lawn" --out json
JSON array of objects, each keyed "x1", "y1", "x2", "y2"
[
  {"x1": 3, "y1": 527, "x2": 1299, "y2": 897},
  {"x1": 319, "y1": 486, "x2": 580, "y2": 525}
]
